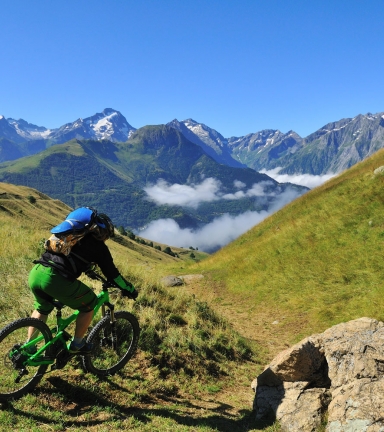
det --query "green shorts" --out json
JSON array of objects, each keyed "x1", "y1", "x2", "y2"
[{"x1": 28, "y1": 264, "x2": 98, "y2": 315}]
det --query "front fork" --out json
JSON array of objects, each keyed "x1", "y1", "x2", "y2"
[
  {"x1": 101, "y1": 302, "x2": 117, "y2": 350},
  {"x1": 101, "y1": 302, "x2": 115, "y2": 322}
]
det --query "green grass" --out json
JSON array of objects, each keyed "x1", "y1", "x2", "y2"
[
  {"x1": 5, "y1": 143, "x2": 382, "y2": 430},
  {"x1": 0, "y1": 182, "x2": 265, "y2": 431},
  {"x1": 189, "y1": 148, "x2": 384, "y2": 347},
  {"x1": 0, "y1": 142, "x2": 86, "y2": 174}
]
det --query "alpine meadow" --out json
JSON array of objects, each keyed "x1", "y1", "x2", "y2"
[
  {"x1": 1, "y1": 144, "x2": 384, "y2": 430},
  {"x1": 3, "y1": 0, "x2": 384, "y2": 428}
]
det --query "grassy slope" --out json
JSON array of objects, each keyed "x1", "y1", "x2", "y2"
[
  {"x1": 0, "y1": 181, "x2": 209, "y2": 317},
  {"x1": 0, "y1": 142, "x2": 86, "y2": 173},
  {"x1": 3, "y1": 147, "x2": 384, "y2": 431},
  {"x1": 0, "y1": 182, "x2": 262, "y2": 432},
  {"x1": 186, "y1": 148, "x2": 384, "y2": 357},
  {"x1": 4, "y1": 144, "x2": 384, "y2": 430}
]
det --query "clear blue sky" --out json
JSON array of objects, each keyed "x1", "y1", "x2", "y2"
[{"x1": 2, "y1": 0, "x2": 384, "y2": 138}]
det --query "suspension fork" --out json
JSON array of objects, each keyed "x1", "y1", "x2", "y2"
[
  {"x1": 101, "y1": 302, "x2": 117, "y2": 349},
  {"x1": 101, "y1": 302, "x2": 115, "y2": 323}
]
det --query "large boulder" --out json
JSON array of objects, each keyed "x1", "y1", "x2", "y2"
[{"x1": 252, "y1": 317, "x2": 384, "y2": 431}]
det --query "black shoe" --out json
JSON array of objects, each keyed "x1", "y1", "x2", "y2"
[{"x1": 68, "y1": 341, "x2": 93, "y2": 355}]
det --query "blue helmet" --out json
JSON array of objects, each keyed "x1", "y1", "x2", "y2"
[{"x1": 51, "y1": 207, "x2": 106, "y2": 234}]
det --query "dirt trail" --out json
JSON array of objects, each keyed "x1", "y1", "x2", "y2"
[{"x1": 180, "y1": 274, "x2": 297, "y2": 362}]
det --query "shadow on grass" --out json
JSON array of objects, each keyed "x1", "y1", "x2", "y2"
[{"x1": 0, "y1": 375, "x2": 275, "y2": 432}]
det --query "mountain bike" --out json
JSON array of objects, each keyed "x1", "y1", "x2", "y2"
[{"x1": 0, "y1": 269, "x2": 140, "y2": 401}]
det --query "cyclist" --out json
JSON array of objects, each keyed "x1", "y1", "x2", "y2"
[{"x1": 27, "y1": 207, "x2": 138, "y2": 355}]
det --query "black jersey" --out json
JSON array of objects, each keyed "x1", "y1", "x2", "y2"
[{"x1": 37, "y1": 234, "x2": 120, "y2": 282}]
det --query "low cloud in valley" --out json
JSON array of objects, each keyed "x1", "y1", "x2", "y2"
[
  {"x1": 260, "y1": 168, "x2": 336, "y2": 189},
  {"x1": 143, "y1": 178, "x2": 281, "y2": 209},
  {"x1": 140, "y1": 178, "x2": 304, "y2": 252}
]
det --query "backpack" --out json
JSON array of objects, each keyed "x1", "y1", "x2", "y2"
[
  {"x1": 44, "y1": 232, "x2": 92, "y2": 256},
  {"x1": 44, "y1": 207, "x2": 99, "y2": 256}
]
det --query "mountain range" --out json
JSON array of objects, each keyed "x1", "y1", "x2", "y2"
[
  {"x1": 2, "y1": 107, "x2": 384, "y2": 251},
  {"x1": 0, "y1": 124, "x2": 306, "y2": 251},
  {"x1": 1, "y1": 108, "x2": 384, "y2": 176}
]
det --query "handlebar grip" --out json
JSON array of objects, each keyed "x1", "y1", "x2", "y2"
[{"x1": 121, "y1": 288, "x2": 138, "y2": 300}]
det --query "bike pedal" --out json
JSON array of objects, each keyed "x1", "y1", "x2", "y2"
[{"x1": 52, "y1": 351, "x2": 74, "y2": 370}]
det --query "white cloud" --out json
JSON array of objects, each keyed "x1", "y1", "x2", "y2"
[
  {"x1": 138, "y1": 212, "x2": 268, "y2": 252},
  {"x1": 234, "y1": 179, "x2": 246, "y2": 189},
  {"x1": 144, "y1": 178, "x2": 221, "y2": 209},
  {"x1": 260, "y1": 168, "x2": 336, "y2": 189},
  {"x1": 222, "y1": 181, "x2": 274, "y2": 200},
  {"x1": 138, "y1": 186, "x2": 303, "y2": 252},
  {"x1": 144, "y1": 178, "x2": 277, "y2": 207}
]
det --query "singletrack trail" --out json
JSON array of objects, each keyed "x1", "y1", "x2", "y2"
[{"x1": 180, "y1": 275, "x2": 304, "y2": 361}]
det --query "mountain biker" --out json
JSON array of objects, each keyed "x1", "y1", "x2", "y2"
[{"x1": 27, "y1": 207, "x2": 138, "y2": 355}]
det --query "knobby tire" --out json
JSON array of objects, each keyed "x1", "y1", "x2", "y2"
[
  {"x1": 83, "y1": 311, "x2": 140, "y2": 376},
  {"x1": 0, "y1": 318, "x2": 53, "y2": 401}
]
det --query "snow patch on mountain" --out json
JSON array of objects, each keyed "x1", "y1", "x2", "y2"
[
  {"x1": 93, "y1": 112, "x2": 120, "y2": 139},
  {"x1": 8, "y1": 119, "x2": 51, "y2": 139},
  {"x1": 5, "y1": 109, "x2": 136, "y2": 144}
]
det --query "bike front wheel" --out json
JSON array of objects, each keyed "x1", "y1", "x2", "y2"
[
  {"x1": 83, "y1": 311, "x2": 140, "y2": 376},
  {"x1": 0, "y1": 318, "x2": 53, "y2": 401}
]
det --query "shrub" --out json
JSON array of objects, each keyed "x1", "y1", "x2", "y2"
[
  {"x1": 117, "y1": 226, "x2": 127, "y2": 236},
  {"x1": 163, "y1": 246, "x2": 175, "y2": 257},
  {"x1": 126, "y1": 230, "x2": 135, "y2": 239}
]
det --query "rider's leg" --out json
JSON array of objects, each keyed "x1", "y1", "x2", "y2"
[
  {"x1": 27, "y1": 310, "x2": 48, "y2": 341},
  {"x1": 68, "y1": 310, "x2": 95, "y2": 352},
  {"x1": 29, "y1": 263, "x2": 97, "y2": 352},
  {"x1": 74, "y1": 310, "x2": 94, "y2": 339},
  {"x1": 28, "y1": 264, "x2": 55, "y2": 335}
]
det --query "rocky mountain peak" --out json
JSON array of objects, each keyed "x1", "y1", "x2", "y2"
[{"x1": 4, "y1": 108, "x2": 136, "y2": 145}]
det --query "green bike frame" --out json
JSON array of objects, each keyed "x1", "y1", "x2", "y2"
[{"x1": 23, "y1": 288, "x2": 113, "y2": 367}]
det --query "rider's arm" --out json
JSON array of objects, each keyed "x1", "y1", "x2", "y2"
[
  {"x1": 113, "y1": 274, "x2": 138, "y2": 299},
  {"x1": 76, "y1": 236, "x2": 137, "y2": 298},
  {"x1": 85, "y1": 238, "x2": 138, "y2": 298}
]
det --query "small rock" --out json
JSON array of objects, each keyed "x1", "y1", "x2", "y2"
[
  {"x1": 373, "y1": 165, "x2": 384, "y2": 175},
  {"x1": 160, "y1": 275, "x2": 184, "y2": 287}
]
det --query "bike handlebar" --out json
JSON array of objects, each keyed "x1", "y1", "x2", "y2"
[
  {"x1": 85, "y1": 268, "x2": 137, "y2": 300},
  {"x1": 85, "y1": 269, "x2": 115, "y2": 287}
]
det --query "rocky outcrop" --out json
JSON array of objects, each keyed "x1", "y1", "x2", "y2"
[{"x1": 252, "y1": 317, "x2": 384, "y2": 431}]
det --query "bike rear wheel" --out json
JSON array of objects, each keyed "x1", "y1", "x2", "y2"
[
  {"x1": 83, "y1": 311, "x2": 140, "y2": 376},
  {"x1": 0, "y1": 318, "x2": 53, "y2": 401}
]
